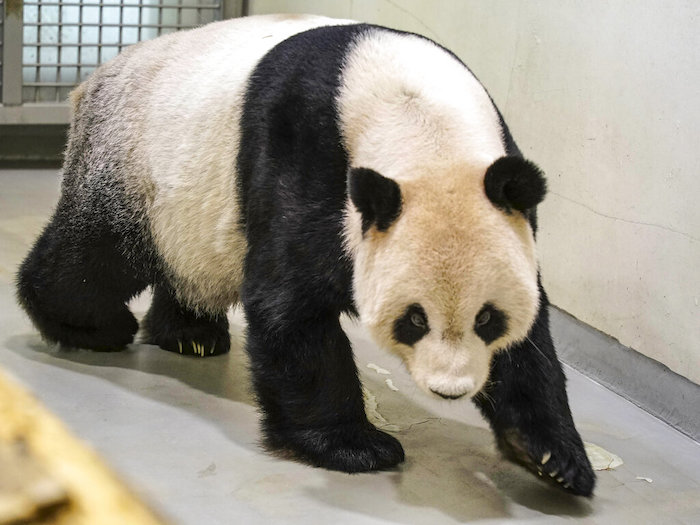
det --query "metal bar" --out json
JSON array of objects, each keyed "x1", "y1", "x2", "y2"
[
  {"x1": 0, "y1": 0, "x2": 4, "y2": 101},
  {"x1": 33, "y1": 0, "x2": 41, "y2": 102},
  {"x1": 23, "y1": 42, "x2": 120, "y2": 47},
  {"x1": 3, "y1": 0, "x2": 23, "y2": 105},
  {"x1": 23, "y1": 2, "x2": 221, "y2": 8},
  {"x1": 118, "y1": 0, "x2": 123, "y2": 53},
  {"x1": 137, "y1": 1, "x2": 141, "y2": 42},
  {"x1": 176, "y1": 0, "x2": 181, "y2": 35},
  {"x1": 0, "y1": 101, "x2": 71, "y2": 124},
  {"x1": 56, "y1": 0, "x2": 62, "y2": 102},
  {"x1": 97, "y1": 0, "x2": 103, "y2": 64},
  {"x1": 25, "y1": 22, "x2": 217, "y2": 28},
  {"x1": 76, "y1": 0, "x2": 82, "y2": 84},
  {"x1": 24, "y1": 21, "x2": 216, "y2": 29},
  {"x1": 25, "y1": 62, "x2": 100, "y2": 67},
  {"x1": 23, "y1": 81, "x2": 78, "y2": 86},
  {"x1": 221, "y1": 0, "x2": 233, "y2": 20},
  {"x1": 157, "y1": 0, "x2": 162, "y2": 36}
]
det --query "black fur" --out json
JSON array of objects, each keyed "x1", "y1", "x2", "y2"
[
  {"x1": 237, "y1": 24, "x2": 403, "y2": 472},
  {"x1": 349, "y1": 167, "x2": 403, "y2": 234},
  {"x1": 484, "y1": 156, "x2": 547, "y2": 214},
  {"x1": 393, "y1": 303, "x2": 430, "y2": 346}
]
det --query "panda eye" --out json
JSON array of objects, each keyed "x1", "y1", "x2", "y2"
[
  {"x1": 474, "y1": 303, "x2": 507, "y2": 344},
  {"x1": 410, "y1": 311, "x2": 427, "y2": 328},
  {"x1": 475, "y1": 310, "x2": 491, "y2": 327},
  {"x1": 393, "y1": 303, "x2": 430, "y2": 346}
]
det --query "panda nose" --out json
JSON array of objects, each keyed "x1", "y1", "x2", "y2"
[{"x1": 430, "y1": 389, "x2": 466, "y2": 400}]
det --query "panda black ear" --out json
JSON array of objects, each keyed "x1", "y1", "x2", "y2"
[
  {"x1": 349, "y1": 168, "x2": 402, "y2": 234},
  {"x1": 484, "y1": 156, "x2": 547, "y2": 213}
]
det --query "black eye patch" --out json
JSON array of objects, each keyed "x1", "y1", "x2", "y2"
[
  {"x1": 473, "y1": 303, "x2": 508, "y2": 344},
  {"x1": 393, "y1": 303, "x2": 430, "y2": 346}
]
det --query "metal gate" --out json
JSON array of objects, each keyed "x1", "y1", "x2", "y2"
[{"x1": 1, "y1": 0, "x2": 231, "y2": 124}]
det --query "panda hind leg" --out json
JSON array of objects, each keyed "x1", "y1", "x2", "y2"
[
  {"x1": 16, "y1": 218, "x2": 146, "y2": 351},
  {"x1": 141, "y1": 285, "x2": 230, "y2": 357}
]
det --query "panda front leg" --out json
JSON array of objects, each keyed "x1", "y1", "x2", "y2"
[
  {"x1": 244, "y1": 305, "x2": 405, "y2": 473},
  {"x1": 141, "y1": 285, "x2": 230, "y2": 357},
  {"x1": 473, "y1": 282, "x2": 596, "y2": 496}
]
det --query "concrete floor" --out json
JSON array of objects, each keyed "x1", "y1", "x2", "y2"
[{"x1": 1, "y1": 168, "x2": 699, "y2": 524}]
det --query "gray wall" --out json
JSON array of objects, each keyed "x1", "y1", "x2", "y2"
[{"x1": 247, "y1": 0, "x2": 700, "y2": 384}]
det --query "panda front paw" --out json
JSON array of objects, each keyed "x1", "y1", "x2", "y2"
[
  {"x1": 497, "y1": 427, "x2": 595, "y2": 497},
  {"x1": 267, "y1": 424, "x2": 405, "y2": 473}
]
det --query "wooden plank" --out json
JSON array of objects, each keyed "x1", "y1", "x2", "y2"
[
  {"x1": 0, "y1": 441, "x2": 68, "y2": 523},
  {"x1": 0, "y1": 370, "x2": 165, "y2": 525}
]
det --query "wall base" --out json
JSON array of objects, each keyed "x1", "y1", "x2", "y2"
[{"x1": 550, "y1": 306, "x2": 699, "y2": 442}]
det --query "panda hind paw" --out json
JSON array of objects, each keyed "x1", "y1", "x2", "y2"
[
  {"x1": 498, "y1": 427, "x2": 596, "y2": 497},
  {"x1": 152, "y1": 336, "x2": 230, "y2": 357},
  {"x1": 176, "y1": 339, "x2": 223, "y2": 357},
  {"x1": 268, "y1": 424, "x2": 405, "y2": 473},
  {"x1": 142, "y1": 325, "x2": 231, "y2": 357}
]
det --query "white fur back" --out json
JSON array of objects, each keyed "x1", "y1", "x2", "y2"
[{"x1": 84, "y1": 15, "x2": 353, "y2": 312}]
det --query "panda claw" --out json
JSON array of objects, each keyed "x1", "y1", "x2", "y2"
[
  {"x1": 541, "y1": 451, "x2": 551, "y2": 465},
  {"x1": 549, "y1": 470, "x2": 558, "y2": 477},
  {"x1": 557, "y1": 476, "x2": 564, "y2": 483},
  {"x1": 144, "y1": 314, "x2": 230, "y2": 357}
]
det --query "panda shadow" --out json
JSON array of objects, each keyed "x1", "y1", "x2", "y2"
[
  {"x1": 3, "y1": 320, "x2": 260, "y2": 453},
  {"x1": 305, "y1": 373, "x2": 593, "y2": 522}
]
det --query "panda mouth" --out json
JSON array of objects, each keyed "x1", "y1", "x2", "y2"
[{"x1": 430, "y1": 389, "x2": 466, "y2": 400}]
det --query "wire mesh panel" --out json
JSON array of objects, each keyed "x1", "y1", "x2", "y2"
[{"x1": 21, "y1": 0, "x2": 222, "y2": 103}]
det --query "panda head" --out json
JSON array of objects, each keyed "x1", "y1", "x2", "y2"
[{"x1": 345, "y1": 156, "x2": 547, "y2": 400}]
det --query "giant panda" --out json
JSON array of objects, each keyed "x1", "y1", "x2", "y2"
[{"x1": 16, "y1": 14, "x2": 595, "y2": 496}]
